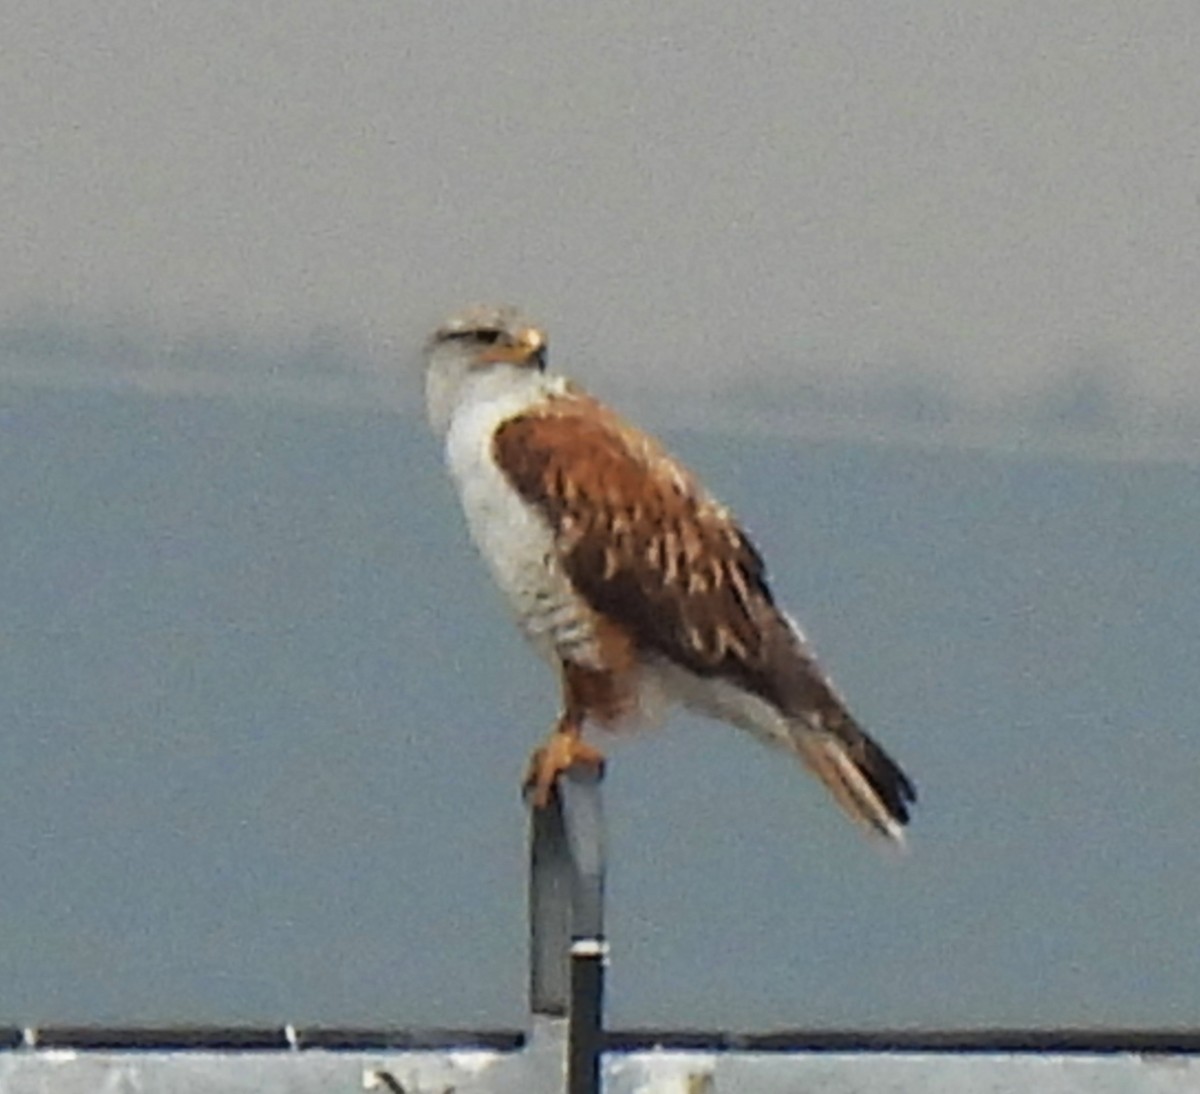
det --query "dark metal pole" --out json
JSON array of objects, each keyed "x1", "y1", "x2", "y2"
[
  {"x1": 567, "y1": 945, "x2": 604, "y2": 1094},
  {"x1": 560, "y1": 767, "x2": 605, "y2": 1094},
  {"x1": 528, "y1": 763, "x2": 606, "y2": 1094}
]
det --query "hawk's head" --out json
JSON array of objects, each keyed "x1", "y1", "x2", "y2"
[
  {"x1": 424, "y1": 304, "x2": 548, "y2": 434},
  {"x1": 429, "y1": 304, "x2": 546, "y2": 370}
]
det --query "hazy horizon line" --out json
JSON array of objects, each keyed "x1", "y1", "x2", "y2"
[{"x1": 2, "y1": 316, "x2": 1196, "y2": 465}]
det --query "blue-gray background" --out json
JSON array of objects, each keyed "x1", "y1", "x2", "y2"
[{"x1": 2, "y1": 0, "x2": 1198, "y2": 1031}]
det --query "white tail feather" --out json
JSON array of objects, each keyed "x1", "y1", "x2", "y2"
[{"x1": 793, "y1": 732, "x2": 908, "y2": 847}]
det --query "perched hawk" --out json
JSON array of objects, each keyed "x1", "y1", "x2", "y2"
[{"x1": 424, "y1": 305, "x2": 916, "y2": 844}]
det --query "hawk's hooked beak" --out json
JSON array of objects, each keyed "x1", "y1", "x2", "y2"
[{"x1": 481, "y1": 326, "x2": 547, "y2": 371}]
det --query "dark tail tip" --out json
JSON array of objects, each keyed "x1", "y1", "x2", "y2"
[{"x1": 857, "y1": 731, "x2": 917, "y2": 827}]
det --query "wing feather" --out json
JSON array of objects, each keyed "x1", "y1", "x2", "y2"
[{"x1": 492, "y1": 392, "x2": 782, "y2": 700}]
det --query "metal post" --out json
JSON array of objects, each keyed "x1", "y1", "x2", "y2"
[
  {"x1": 529, "y1": 787, "x2": 571, "y2": 1017},
  {"x1": 560, "y1": 767, "x2": 605, "y2": 1094},
  {"x1": 528, "y1": 764, "x2": 606, "y2": 1094}
]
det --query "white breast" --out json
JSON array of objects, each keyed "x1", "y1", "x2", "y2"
[{"x1": 443, "y1": 372, "x2": 603, "y2": 668}]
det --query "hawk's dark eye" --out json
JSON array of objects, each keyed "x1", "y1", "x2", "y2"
[{"x1": 440, "y1": 328, "x2": 504, "y2": 345}]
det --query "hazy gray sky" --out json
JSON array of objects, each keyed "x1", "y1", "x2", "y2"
[
  {"x1": 2, "y1": 0, "x2": 1199, "y2": 1032},
  {"x1": 4, "y1": 0, "x2": 1200, "y2": 456}
]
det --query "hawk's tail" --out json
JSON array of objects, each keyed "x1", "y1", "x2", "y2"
[
  {"x1": 763, "y1": 617, "x2": 916, "y2": 845},
  {"x1": 789, "y1": 721, "x2": 916, "y2": 846}
]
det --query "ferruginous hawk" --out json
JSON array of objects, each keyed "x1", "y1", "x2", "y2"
[{"x1": 424, "y1": 305, "x2": 916, "y2": 843}]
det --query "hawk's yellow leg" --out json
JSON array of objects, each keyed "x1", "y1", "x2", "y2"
[{"x1": 523, "y1": 717, "x2": 606, "y2": 808}]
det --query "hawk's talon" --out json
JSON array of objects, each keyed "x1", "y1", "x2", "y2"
[{"x1": 523, "y1": 729, "x2": 606, "y2": 809}]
